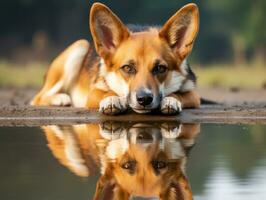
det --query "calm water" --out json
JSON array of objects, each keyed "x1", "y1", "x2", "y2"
[{"x1": 0, "y1": 123, "x2": 265, "y2": 200}]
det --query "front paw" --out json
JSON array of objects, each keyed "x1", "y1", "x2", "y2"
[
  {"x1": 161, "y1": 123, "x2": 182, "y2": 139},
  {"x1": 160, "y1": 97, "x2": 182, "y2": 115},
  {"x1": 99, "y1": 122, "x2": 127, "y2": 140},
  {"x1": 99, "y1": 96, "x2": 128, "y2": 115}
]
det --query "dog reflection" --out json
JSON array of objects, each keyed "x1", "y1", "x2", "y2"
[{"x1": 42, "y1": 123, "x2": 200, "y2": 199}]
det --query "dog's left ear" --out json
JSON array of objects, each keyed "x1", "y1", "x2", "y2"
[
  {"x1": 159, "y1": 3, "x2": 199, "y2": 60},
  {"x1": 93, "y1": 175, "x2": 130, "y2": 200},
  {"x1": 90, "y1": 3, "x2": 130, "y2": 60},
  {"x1": 93, "y1": 162, "x2": 130, "y2": 200}
]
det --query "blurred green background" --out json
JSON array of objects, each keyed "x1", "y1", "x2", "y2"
[{"x1": 0, "y1": 0, "x2": 265, "y2": 88}]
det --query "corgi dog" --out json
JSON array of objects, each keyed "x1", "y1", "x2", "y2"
[
  {"x1": 42, "y1": 122, "x2": 200, "y2": 199},
  {"x1": 31, "y1": 3, "x2": 200, "y2": 115}
]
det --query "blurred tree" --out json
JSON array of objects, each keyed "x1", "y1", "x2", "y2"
[
  {"x1": 245, "y1": 0, "x2": 266, "y2": 64},
  {"x1": 0, "y1": 0, "x2": 265, "y2": 65},
  {"x1": 205, "y1": 0, "x2": 265, "y2": 64}
]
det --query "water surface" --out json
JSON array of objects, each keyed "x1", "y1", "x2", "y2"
[{"x1": 0, "y1": 123, "x2": 265, "y2": 199}]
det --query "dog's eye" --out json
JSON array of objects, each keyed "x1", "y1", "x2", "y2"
[
  {"x1": 121, "y1": 161, "x2": 136, "y2": 171},
  {"x1": 151, "y1": 160, "x2": 167, "y2": 169},
  {"x1": 121, "y1": 65, "x2": 136, "y2": 74},
  {"x1": 152, "y1": 64, "x2": 167, "y2": 75}
]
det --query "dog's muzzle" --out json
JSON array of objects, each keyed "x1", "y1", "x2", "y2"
[{"x1": 129, "y1": 88, "x2": 162, "y2": 113}]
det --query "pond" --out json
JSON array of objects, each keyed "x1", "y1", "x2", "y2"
[{"x1": 0, "y1": 123, "x2": 265, "y2": 200}]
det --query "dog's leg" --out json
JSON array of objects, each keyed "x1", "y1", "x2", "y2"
[
  {"x1": 42, "y1": 125, "x2": 89, "y2": 177},
  {"x1": 31, "y1": 39, "x2": 90, "y2": 106},
  {"x1": 160, "y1": 90, "x2": 200, "y2": 115},
  {"x1": 31, "y1": 79, "x2": 73, "y2": 106}
]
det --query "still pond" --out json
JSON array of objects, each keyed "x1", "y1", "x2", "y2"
[{"x1": 0, "y1": 123, "x2": 265, "y2": 199}]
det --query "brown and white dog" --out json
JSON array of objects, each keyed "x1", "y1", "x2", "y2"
[
  {"x1": 42, "y1": 122, "x2": 200, "y2": 199},
  {"x1": 31, "y1": 3, "x2": 200, "y2": 115}
]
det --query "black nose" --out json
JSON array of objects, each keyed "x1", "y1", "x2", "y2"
[
  {"x1": 137, "y1": 132, "x2": 153, "y2": 142},
  {"x1": 136, "y1": 91, "x2": 153, "y2": 106}
]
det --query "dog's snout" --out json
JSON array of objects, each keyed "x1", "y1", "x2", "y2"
[{"x1": 136, "y1": 90, "x2": 153, "y2": 106}]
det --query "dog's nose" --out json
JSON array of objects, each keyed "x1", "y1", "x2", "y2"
[{"x1": 136, "y1": 91, "x2": 153, "y2": 106}]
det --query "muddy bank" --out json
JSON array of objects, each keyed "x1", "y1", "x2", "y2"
[
  {"x1": 0, "y1": 88, "x2": 265, "y2": 106},
  {"x1": 198, "y1": 87, "x2": 266, "y2": 105},
  {"x1": 0, "y1": 88, "x2": 265, "y2": 126},
  {"x1": 0, "y1": 105, "x2": 265, "y2": 126}
]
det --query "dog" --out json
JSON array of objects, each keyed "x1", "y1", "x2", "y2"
[
  {"x1": 42, "y1": 122, "x2": 200, "y2": 199},
  {"x1": 31, "y1": 3, "x2": 200, "y2": 115}
]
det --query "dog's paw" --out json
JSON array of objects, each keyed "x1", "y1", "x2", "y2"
[
  {"x1": 161, "y1": 123, "x2": 182, "y2": 139},
  {"x1": 50, "y1": 93, "x2": 72, "y2": 106},
  {"x1": 99, "y1": 96, "x2": 128, "y2": 115},
  {"x1": 99, "y1": 122, "x2": 127, "y2": 140},
  {"x1": 160, "y1": 97, "x2": 182, "y2": 115}
]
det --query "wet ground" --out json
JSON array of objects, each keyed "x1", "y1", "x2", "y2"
[{"x1": 0, "y1": 123, "x2": 265, "y2": 200}]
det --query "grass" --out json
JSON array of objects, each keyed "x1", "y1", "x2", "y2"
[
  {"x1": 194, "y1": 64, "x2": 266, "y2": 89},
  {"x1": 0, "y1": 60, "x2": 265, "y2": 89},
  {"x1": 0, "y1": 61, "x2": 46, "y2": 88}
]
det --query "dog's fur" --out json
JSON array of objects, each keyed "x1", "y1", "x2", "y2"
[
  {"x1": 31, "y1": 3, "x2": 200, "y2": 115},
  {"x1": 42, "y1": 122, "x2": 200, "y2": 199}
]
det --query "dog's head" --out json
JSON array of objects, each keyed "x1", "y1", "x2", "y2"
[
  {"x1": 90, "y1": 3, "x2": 199, "y2": 113},
  {"x1": 94, "y1": 123, "x2": 199, "y2": 199}
]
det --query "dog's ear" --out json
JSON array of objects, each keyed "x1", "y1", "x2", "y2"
[
  {"x1": 93, "y1": 162, "x2": 129, "y2": 200},
  {"x1": 160, "y1": 174, "x2": 193, "y2": 200},
  {"x1": 90, "y1": 3, "x2": 130, "y2": 59},
  {"x1": 159, "y1": 3, "x2": 199, "y2": 60},
  {"x1": 93, "y1": 175, "x2": 130, "y2": 200}
]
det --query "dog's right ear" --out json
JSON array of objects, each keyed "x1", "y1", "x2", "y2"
[
  {"x1": 159, "y1": 3, "x2": 199, "y2": 61},
  {"x1": 160, "y1": 174, "x2": 193, "y2": 200},
  {"x1": 90, "y1": 3, "x2": 130, "y2": 60}
]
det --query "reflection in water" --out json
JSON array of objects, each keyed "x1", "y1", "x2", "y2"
[{"x1": 42, "y1": 123, "x2": 200, "y2": 199}]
